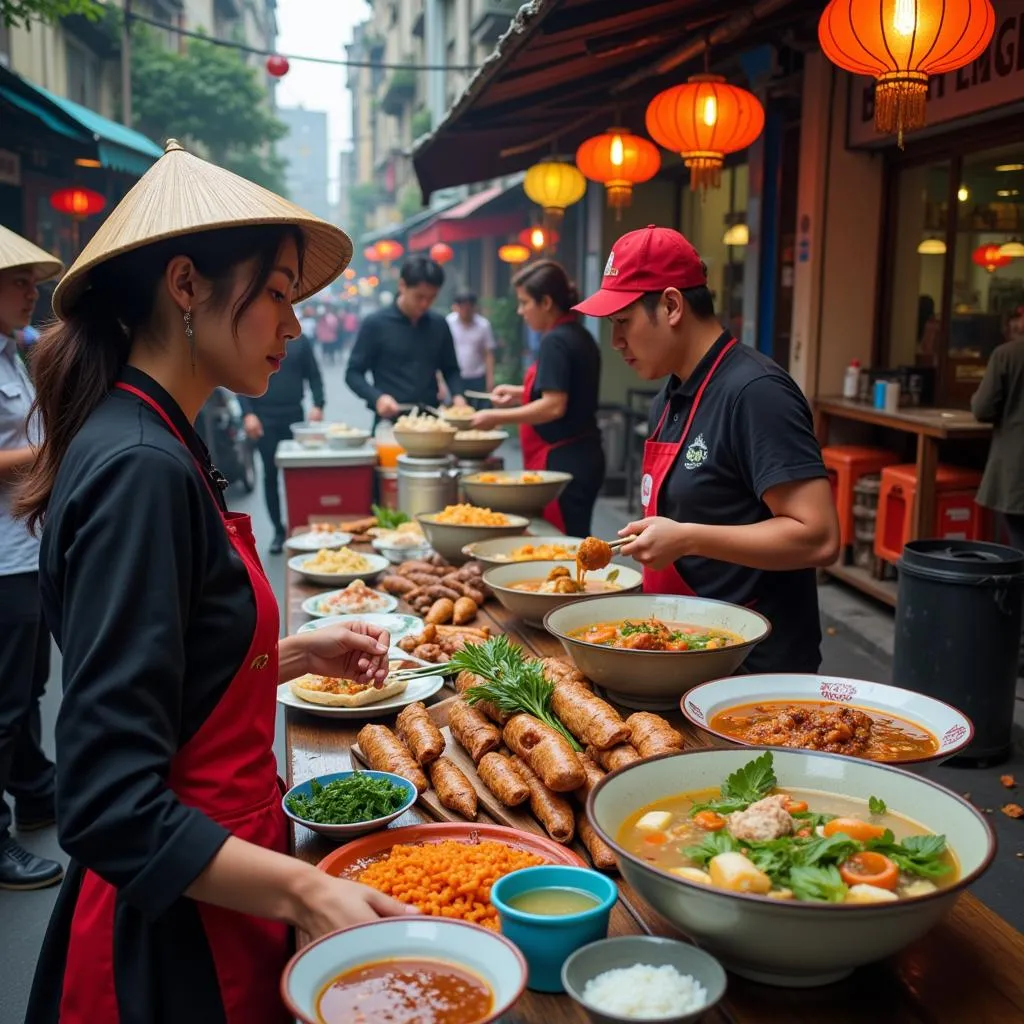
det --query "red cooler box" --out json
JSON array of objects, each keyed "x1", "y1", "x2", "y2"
[{"x1": 275, "y1": 441, "x2": 377, "y2": 526}]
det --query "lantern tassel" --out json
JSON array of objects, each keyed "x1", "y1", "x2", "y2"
[{"x1": 874, "y1": 72, "x2": 929, "y2": 150}]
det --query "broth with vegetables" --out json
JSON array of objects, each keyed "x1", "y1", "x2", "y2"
[
  {"x1": 617, "y1": 753, "x2": 958, "y2": 904},
  {"x1": 571, "y1": 618, "x2": 743, "y2": 651},
  {"x1": 710, "y1": 700, "x2": 939, "y2": 762}
]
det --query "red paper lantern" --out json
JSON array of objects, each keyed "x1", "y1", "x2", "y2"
[
  {"x1": 430, "y1": 242, "x2": 454, "y2": 264},
  {"x1": 375, "y1": 239, "x2": 405, "y2": 262},
  {"x1": 49, "y1": 187, "x2": 106, "y2": 218},
  {"x1": 972, "y1": 243, "x2": 1012, "y2": 273},
  {"x1": 498, "y1": 243, "x2": 531, "y2": 265},
  {"x1": 576, "y1": 128, "x2": 661, "y2": 211},
  {"x1": 364, "y1": 245, "x2": 382, "y2": 263},
  {"x1": 646, "y1": 75, "x2": 765, "y2": 191},
  {"x1": 518, "y1": 226, "x2": 560, "y2": 252},
  {"x1": 819, "y1": 0, "x2": 995, "y2": 145},
  {"x1": 266, "y1": 55, "x2": 290, "y2": 78}
]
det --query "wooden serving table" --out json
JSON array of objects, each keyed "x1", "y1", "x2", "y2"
[
  {"x1": 814, "y1": 397, "x2": 992, "y2": 607},
  {"x1": 284, "y1": 559, "x2": 1024, "y2": 1023}
]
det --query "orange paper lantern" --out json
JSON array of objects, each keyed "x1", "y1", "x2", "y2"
[
  {"x1": 518, "y1": 226, "x2": 560, "y2": 252},
  {"x1": 49, "y1": 187, "x2": 106, "y2": 218},
  {"x1": 576, "y1": 128, "x2": 661, "y2": 213},
  {"x1": 430, "y1": 242, "x2": 455, "y2": 264},
  {"x1": 972, "y1": 243, "x2": 1012, "y2": 273},
  {"x1": 375, "y1": 239, "x2": 405, "y2": 262},
  {"x1": 819, "y1": 0, "x2": 995, "y2": 145},
  {"x1": 343, "y1": 268, "x2": 356, "y2": 280},
  {"x1": 645, "y1": 76, "x2": 764, "y2": 191},
  {"x1": 364, "y1": 245, "x2": 381, "y2": 263},
  {"x1": 498, "y1": 243, "x2": 531, "y2": 265}
]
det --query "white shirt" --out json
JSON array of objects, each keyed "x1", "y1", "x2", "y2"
[
  {"x1": 0, "y1": 334, "x2": 40, "y2": 575},
  {"x1": 446, "y1": 312, "x2": 496, "y2": 379}
]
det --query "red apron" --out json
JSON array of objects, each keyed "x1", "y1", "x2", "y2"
[
  {"x1": 640, "y1": 338, "x2": 738, "y2": 596},
  {"x1": 59, "y1": 383, "x2": 290, "y2": 1024},
  {"x1": 519, "y1": 316, "x2": 591, "y2": 532}
]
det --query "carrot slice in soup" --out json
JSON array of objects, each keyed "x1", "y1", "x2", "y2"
[
  {"x1": 822, "y1": 817, "x2": 886, "y2": 842},
  {"x1": 839, "y1": 851, "x2": 899, "y2": 890}
]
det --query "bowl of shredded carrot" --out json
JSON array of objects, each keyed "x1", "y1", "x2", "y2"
[{"x1": 316, "y1": 822, "x2": 586, "y2": 929}]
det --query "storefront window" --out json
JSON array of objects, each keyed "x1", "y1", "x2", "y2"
[{"x1": 682, "y1": 165, "x2": 749, "y2": 340}]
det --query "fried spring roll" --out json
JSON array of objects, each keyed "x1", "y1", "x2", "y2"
[
  {"x1": 428, "y1": 756, "x2": 478, "y2": 819},
  {"x1": 509, "y1": 755, "x2": 575, "y2": 844},
  {"x1": 395, "y1": 702, "x2": 445, "y2": 766},
  {"x1": 477, "y1": 751, "x2": 530, "y2": 807},
  {"x1": 550, "y1": 682, "x2": 630, "y2": 750},
  {"x1": 575, "y1": 752, "x2": 606, "y2": 804},
  {"x1": 448, "y1": 698, "x2": 501, "y2": 763},
  {"x1": 627, "y1": 712, "x2": 685, "y2": 759},
  {"x1": 539, "y1": 657, "x2": 591, "y2": 690},
  {"x1": 576, "y1": 809, "x2": 617, "y2": 871},
  {"x1": 587, "y1": 742, "x2": 642, "y2": 774},
  {"x1": 357, "y1": 724, "x2": 428, "y2": 793},
  {"x1": 454, "y1": 670, "x2": 508, "y2": 725},
  {"x1": 503, "y1": 714, "x2": 586, "y2": 793}
]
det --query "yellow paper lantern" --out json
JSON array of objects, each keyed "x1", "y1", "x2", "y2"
[
  {"x1": 498, "y1": 243, "x2": 531, "y2": 264},
  {"x1": 524, "y1": 161, "x2": 587, "y2": 229}
]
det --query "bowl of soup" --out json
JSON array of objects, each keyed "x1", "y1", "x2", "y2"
[
  {"x1": 483, "y1": 560, "x2": 642, "y2": 628},
  {"x1": 461, "y1": 470, "x2": 573, "y2": 516},
  {"x1": 282, "y1": 917, "x2": 528, "y2": 1024},
  {"x1": 681, "y1": 673, "x2": 974, "y2": 765},
  {"x1": 586, "y1": 747, "x2": 995, "y2": 987},
  {"x1": 544, "y1": 594, "x2": 770, "y2": 710}
]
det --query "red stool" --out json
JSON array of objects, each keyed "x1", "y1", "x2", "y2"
[
  {"x1": 874, "y1": 463, "x2": 987, "y2": 564},
  {"x1": 822, "y1": 446, "x2": 901, "y2": 549}
]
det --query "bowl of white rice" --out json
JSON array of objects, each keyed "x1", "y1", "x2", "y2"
[{"x1": 561, "y1": 936, "x2": 727, "y2": 1024}]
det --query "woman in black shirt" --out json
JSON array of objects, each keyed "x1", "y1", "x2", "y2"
[
  {"x1": 16, "y1": 142, "x2": 409, "y2": 1024},
  {"x1": 471, "y1": 260, "x2": 604, "y2": 535}
]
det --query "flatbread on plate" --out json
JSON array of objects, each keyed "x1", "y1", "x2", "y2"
[{"x1": 288, "y1": 673, "x2": 410, "y2": 708}]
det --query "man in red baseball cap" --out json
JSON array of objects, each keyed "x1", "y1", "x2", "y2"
[{"x1": 575, "y1": 225, "x2": 839, "y2": 674}]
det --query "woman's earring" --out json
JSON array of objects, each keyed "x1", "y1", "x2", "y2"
[{"x1": 183, "y1": 306, "x2": 196, "y2": 370}]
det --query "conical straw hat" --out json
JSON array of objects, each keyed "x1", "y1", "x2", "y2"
[
  {"x1": 0, "y1": 225, "x2": 63, "y2": 281},
  {"x1": 53, "y1": 140, "x2": 352, "y2": 320}
]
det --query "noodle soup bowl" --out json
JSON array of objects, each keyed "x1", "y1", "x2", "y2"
[{"x1": 282, "y1": 917, "x2": 528, "y2": 1024}]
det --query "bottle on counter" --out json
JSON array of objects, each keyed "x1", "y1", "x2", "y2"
[{"x1": 843, "y1": 359, "x2": 861, "y2": 399}]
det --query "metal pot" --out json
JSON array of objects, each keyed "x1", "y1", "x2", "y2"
[{"x1": 397, "y1": 454, "x2": 459, "y2": 517}]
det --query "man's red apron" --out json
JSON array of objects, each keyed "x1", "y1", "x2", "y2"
[
  {"x1": 519, "y1": 316, "x2": 590, "y2": 532},
  {"x1": 640, "y1": 338, "x2": 738, "y2": 596},
  {"x1": 59, "y1": 383, "x2": 290, "y2": 1024}
]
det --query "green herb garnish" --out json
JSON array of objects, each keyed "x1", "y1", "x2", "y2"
[
  {"x1": 789, "y1": 865, "x2": 849, "y2": 903},
  {"x1": 691, "y1": 750, "x2": 778, "y2": 816},
  {"x1": 372, "y1": 505, "x2": 411, "y2": 530},
  {"x1": 680, "y1": 830, "x2": 740, "y2": 867},
  {"x1": 869, "y1": 795, "x2": 887, "y2": 816},
  {"x1": 286, "y1": 773, "x2": 410, "y2": 825},
  {"x1": 868, "y1": 830, "x2": 952, "y2": 879},
  {"x1": 449, "y1": 635, "x2": 582, "y2": 751}
]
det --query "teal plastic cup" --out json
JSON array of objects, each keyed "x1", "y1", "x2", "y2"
[{"x1": 490, "y1": 865, "x2": 618, "y2": 993}]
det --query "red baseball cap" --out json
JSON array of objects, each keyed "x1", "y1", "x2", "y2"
[{"x1": 573, "y1": 225, "x2": 706, "y2": 317}]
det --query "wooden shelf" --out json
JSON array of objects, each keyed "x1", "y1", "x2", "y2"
[{"x1": 824, "y1": 562, "x2": 898, "y2": 608}]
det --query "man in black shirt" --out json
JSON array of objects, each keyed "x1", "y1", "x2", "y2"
[
  {"x1": 346, "y1": 256, "x2": 466, "y2": 419},
  {"x1": 238, "y1": 333, "x2": 324, "y2": 553},
  {"x1": 574, "y1": 225, "x2": 839, "y2": 673}
]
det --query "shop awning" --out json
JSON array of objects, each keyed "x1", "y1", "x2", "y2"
[
  {"x1": 413, "y1": 0, "x2": 816, "y2": 198},
  {"x1": 408, "y1": 178, "x2": 527, "y2": 249},
  {"x1": 361, "y1": 199, "x2": 461, "y2": 247}
]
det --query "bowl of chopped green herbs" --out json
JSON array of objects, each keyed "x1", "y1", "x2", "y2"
[{"x1": 283, "y1": 770, "x2": 418, "y2": 841}]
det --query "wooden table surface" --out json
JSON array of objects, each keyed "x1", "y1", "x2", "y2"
[
  {"x1": 284, "y1": 559, "x2": 1024, "y2": 1024},
  {"x1": 814, "y1": 397, "x2": 992, "y2": 440}
]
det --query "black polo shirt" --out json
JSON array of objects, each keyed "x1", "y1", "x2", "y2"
[
  {"x1": 647, "y1": 332, "x2": 827, "y2": 673},
  {"x1": 345, "y1": 304, "x2": 464, "y2": 411},
  {"x1": 528, "y1": 320, "x2": 601, "y2": 444}
]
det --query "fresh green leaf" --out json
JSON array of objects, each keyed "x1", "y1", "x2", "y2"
[
  {"x1": 680, "y1": 830, "x2": 739, "y2": 867},
  {"x1": 620, "y1": 620, "x2": 660, "y2": 636},
  {"x1": 789, "y1": 865, "x2": 849, "y2": 903},
  {"x1": 867, "y1": 831, "x2": 952, "y2": 879},
  {"x1": 372, "y1": 505, "x2": 410, "y2": 530},
  {"x1": 791, "y1": 810, "x2": 836, "y2": 829},
  {"x1": 797, "y1": 833, "x2": 861, "y2": 868},
  {"x1": 868, "y1": 796, "x2": 887, "y2": 816},
  {"x1": 690, "y1": 752, "x2": 777, "y2": 817},
  {"x1": 743, "y1": 838, "x2": 799, "y2": 883},
  {"x1": 286, "y1": 773, "x2": 410, "y2": 825},
  {"x1": 605, "y1": 568, "x2": 620, "y2": 584}
]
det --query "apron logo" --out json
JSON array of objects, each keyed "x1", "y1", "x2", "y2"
[
  {"x1": 604, "y1": 251, "x2": 618, "y2": 277},
  {"x1": 684, "y1": 433, "x2": 708, "y2": 471},
  {"x1": 640, "y1": 472, "x2": 653, "y2": 507}
]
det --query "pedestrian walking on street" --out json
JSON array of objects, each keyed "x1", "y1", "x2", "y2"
[
  {"x1": 239, "y1": 331, "x2": 325, "y2": 553},
  {"x1": 0, "y1": 226, "x2": 64, "y2": 893},
  {"x1": 447, "y1": 292, "x2": 495, "y2": 406}
]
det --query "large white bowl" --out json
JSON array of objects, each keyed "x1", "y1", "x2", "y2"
[
  {"x1": 544, "y1": 594, "x2": 770, "y2": 710},
  {"x1": 461, "y1": 470, "x2": 572, "y2": 516},
  {"x1": 451, "y1": 430, "x2": 508, "y2": 459},
  {"x1": 290, "y1": 422, "x2": 328, "y2": 448},
  {"x1": 288, "y1": 552, "x2": 389, "y2": 588},
  {"x1": 587, "y1": 748, "x2": 995, "y2": 987},
  {"x1": 682, "y1": 673, "x2": 974, "y2": 765},
  {"x1": 282, "y1": 918, "x2": 528, "y2": 1024},
  {"x1": 416, "y1": 512, "x2": 529, "y2": 564},
  {"x1": 393, "y1": 427, "x2": 456, "y2": 457},
  {"x1": 461, "y1": 534, "x2": 586, "y2": 566},
  {"x1": 484, "y1": 560, "x2": 643, "y2": 628}
]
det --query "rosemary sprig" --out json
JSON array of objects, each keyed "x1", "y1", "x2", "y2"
[{"x1": 449, "y1": 635, "x2": 582, "y2": 752}]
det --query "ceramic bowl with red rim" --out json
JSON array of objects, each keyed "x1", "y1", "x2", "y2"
[
  {"x1": 281, "y1": 917, "x2": 528, "y2": 1024},
  {"x1": 681, "y1": 673, "x2": 974, "y2": 764}
]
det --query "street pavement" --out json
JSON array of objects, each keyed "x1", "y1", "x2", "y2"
[{"x1": 1, "y1": 350, "x2": 1021, "y2": 1023}]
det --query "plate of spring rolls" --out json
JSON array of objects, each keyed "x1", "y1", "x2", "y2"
[{"x1": 277, "y1": 657, "x2": 446, "y2": 719}]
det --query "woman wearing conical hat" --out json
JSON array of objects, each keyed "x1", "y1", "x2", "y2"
[
  {"x1": 0, "y1": 228, "x2": 65, "y2": 895},
  {"x1": 16, "y1": 142, "x2": 411, "y2": 1024}
]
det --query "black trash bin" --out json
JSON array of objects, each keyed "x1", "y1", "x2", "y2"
[{"x1": 894, "y1": 540, "x2": 1023, "y2": 765}]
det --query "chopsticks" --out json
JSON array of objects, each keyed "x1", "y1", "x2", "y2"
[
  {"x1": 464, "y1": 390, "x2": 495, "y2": 400},
  {"x1": 607, "y1": 536, "x2": 636, "y2": 551},
  {"x1": 389, "y1": 663, "x2": 447, "y2": 681}
]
